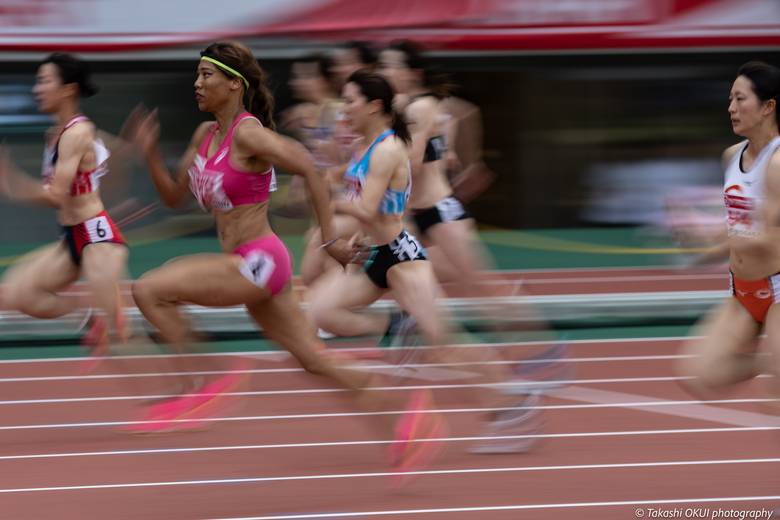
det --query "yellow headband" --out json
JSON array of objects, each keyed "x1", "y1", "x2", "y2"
[{"x1": 201, "y1": 56, "x2": 249, "y2": 89}]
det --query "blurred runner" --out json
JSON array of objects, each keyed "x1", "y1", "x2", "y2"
[
  {"x1": 299, "y1": 44, "x2": 377, "y2": 290},
  {"x1": 441, "y1": 95, "x2": 497, "y2": 205},
  {"x1": 131, "y1": 42, "x2": 439, "y2": 489},
  {"x1": 275, "y1": 54, "x2": 340, "y2": 219},
  {"x1": 677, "y1": 62, "x2": 780, "y2": 402},
  {"x1": 308, "y1": 72, "x2": 451, "y2": 482},
  {"x1": 309, "y1": 71, "x2": 540, "y2": 459},
  {"x1": 0, "y1": 53, "x2": 134, "y2": 375},
  {"x1": 376, "y1": 40, "x2": 569, "y2": 451}
]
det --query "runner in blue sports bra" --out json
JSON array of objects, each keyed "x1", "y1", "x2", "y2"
[
  {"x1": 310, "y1": 71, "x2": 546, "y2": 465},
  {"x1": 343, "y1": 127, "x2": 417, "y2": 287},
  {"x1": 307, "y1": 72, "x2": 448, "y2": 487},
  {"x1": 343, "y1": 129, "x2": 410, "y2": 217}
]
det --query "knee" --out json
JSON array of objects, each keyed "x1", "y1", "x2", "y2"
[
  {"x1": 673, "y1": 355, "x2": 718, "y2": 401},
  {"x1": 3, "y1": 280, "x2": 31, "y2": 314},
  {"x1": 308, "y1": 292, "x2": 331, "y2": 330},
  {"x1": 131, "y1": 277, "x2": 157, "y2": 312},
  {"x1": 298, "y1": 352, "x2": 330, "y2": 377}
]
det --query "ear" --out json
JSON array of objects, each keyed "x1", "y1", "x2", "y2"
[
  {"x1": 63, "y1": 82, "x2": 80, "y2": 100},
  {"x1": 231, "y1": 77, "x2": 243, "y2": 91},
  {"x1": 765, "y1": 98, "x2": 777, "y2": 117},
  {"x1": 368, "y1": 98, "x2": 383, "y2": 114}
]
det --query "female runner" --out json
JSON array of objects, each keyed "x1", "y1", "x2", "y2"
[
  {"x1": 375, "y1": 41, "x2": 562, "y2": 451},
  {"x1": 0, "y1": 53, "x2": 129, "y2": 375},
  {"x1": 299, "y1": 44, "x2": 378, "y2": 290},
  {"x1": 274, "y1": 54, "x2": 340, "y2": 219},
  {"x1": 131, "y1": 42, "x2": 442, "y2": 487},
  {"x1": 677, "y1": 62, "x2": 780, "y2": 400},
  {"x1": 375, "y1": 40, "x2": 482, "y2": 284},
  {"x1": 308, "y1": 71, "x2": 533, "y2": 455}
]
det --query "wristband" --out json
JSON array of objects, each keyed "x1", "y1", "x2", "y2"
[{"x1": 319, "y1": 237, "x2": 339, "y2": 250}]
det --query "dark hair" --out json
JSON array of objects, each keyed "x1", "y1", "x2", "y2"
[
  {"x1": 200, "y1": 41, "x2": 275, "y2": 131},
  {"x1": 42, "y1": 53, "x2": 98, "y2": 98},
  {"x1": 386, "y1": 39, "x2": 454, "y2": 99},
  {"x1": 347, "y1": 71, "x2": 410, "y2": 144},
  {"x1": 738, "y1": 61, "x2": 780, "y2": 128},
  {"x1": 296, "y1": 53, "x2": 334, "y2": 82},
  {"x1": 343, "y1": 41, "x2": 375, "y2": 66}
]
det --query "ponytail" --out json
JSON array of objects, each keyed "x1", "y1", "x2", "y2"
[
  {"x1": 347, "y1": 71, "x2": 411, "y2": 145},
  {"x1": 390, "y1": 109, "x2": 411, "y2": 144},
  {"x1": 249, "y1": 79, "x2": 276, "y2": 131},
  {"x1": 201, "y1": 41, "x2": 276, "y2": 130}
]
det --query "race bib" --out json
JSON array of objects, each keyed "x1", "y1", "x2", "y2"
[
  {"x1": 85, "y1": 215, "x2": 114, "y2": 242},
  {"x1": 238, "y1": 250, "x2": 276, "y2": 289}
]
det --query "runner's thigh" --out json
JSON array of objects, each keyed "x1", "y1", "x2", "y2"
[
  {"x1": 3, "y1": 242, "x2": 79, "y2": 297},
  {"x1": 135, "y1": 253, "x2": 270, "y2": 308}
]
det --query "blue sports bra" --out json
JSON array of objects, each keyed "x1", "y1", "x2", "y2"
[{"x1": 342, "y1": 129, "x2": 411, "y2": 215}]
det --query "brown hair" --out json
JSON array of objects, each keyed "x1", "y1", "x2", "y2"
[
  {"x1": 347, "y1": 71, "x2": 410, "y2": 144},
  {"x1": 200, "y1": 41, "x2": 275, "y2": 130},
  {"x1": 387, "y1": 39, "x2": 454, "y2": 100}
]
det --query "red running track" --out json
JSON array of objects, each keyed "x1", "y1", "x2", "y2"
[
  {"x1": 1, "y1": 265, "x2": 771, "y2": 519},
  {"x1": 0, "y1": 335, "x2": 777, "y2": 519}
]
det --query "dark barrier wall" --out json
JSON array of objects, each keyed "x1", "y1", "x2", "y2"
[{"x1": 0, "y1": 50, "x2": 777, "y2": 242}]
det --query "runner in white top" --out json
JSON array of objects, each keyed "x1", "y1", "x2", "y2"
[{"x1": 677, "y1": 61, "x2": 780, "y2": 402}]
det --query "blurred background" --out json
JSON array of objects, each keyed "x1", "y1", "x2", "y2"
[{"x1": 0, "y1": 0, "x2": 777, "y2": 246}]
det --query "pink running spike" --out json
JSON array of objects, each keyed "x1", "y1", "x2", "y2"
[
  {"x1": 118, "y1": 396, "x2": 191, "y2": 435},
  {"x1": 387, "y1": 389, "x2": 449, "y2": 491}
]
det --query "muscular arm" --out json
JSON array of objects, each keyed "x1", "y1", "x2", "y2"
[
  {"x1": 234, "y1": 123, "x2": 338, "y2": 243},
  {"x1": 404, "y1": 99, "x2": 435, "y2": 179},
  {"x1": 139, "y1": 114, "x2": 209, "y2": 209},
  {"x1": 0, "y1": 126, "x2": 92, "y2": 207},
  {"x1": 0, "y1": 144, "x2": 53, "y2": 206}
]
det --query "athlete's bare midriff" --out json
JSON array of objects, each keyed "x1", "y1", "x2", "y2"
[
  {"x1": 729, "y1": 236, "x2": 780, "y2": 280},
  {"x1": 58, "y1": 189, "x2": 105, "y2": 226},
  {"x1": 406, "y1": 96, "x2": 453, "y2": 210},
  {"x1": 213, "y1": 200, "x2": 273, "y2": 253},
  {"x1": 408, "y1": 159, "x2": 452, "y2": 209}
]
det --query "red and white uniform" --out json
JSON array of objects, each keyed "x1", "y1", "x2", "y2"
[
  {"x1": 42, "y1": 115, "x2": 109, "y2": 196},
  {"x1": 724, "y1": 137, "x2": 780, "y2": 237},
  {"x1": 723, "y1": 137, "x2": 780, "y2": 323}
]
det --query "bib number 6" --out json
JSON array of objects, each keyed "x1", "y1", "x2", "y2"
[{"x1": 87, "y1": 215, "x2": 114, "y2": 242}]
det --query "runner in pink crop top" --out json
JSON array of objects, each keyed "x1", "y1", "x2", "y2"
[{"x1": 188, "y1": 113, "x2": 277, "y2": 211}]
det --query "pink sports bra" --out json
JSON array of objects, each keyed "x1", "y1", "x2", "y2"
[
  {"x1": 42, "y1": 115, "x2": 109, "y2": 196},
  {"x1": 188, "y1": 113, "x2": 277, "y2": 212}
]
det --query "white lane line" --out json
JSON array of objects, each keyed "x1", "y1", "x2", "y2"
[
  {"x1": 0, "y1": 375, "x2": 714, "y2": 406},
  {"x1": 2, "y1": 426, "x2": 778, "y2": 462},
  {"x1": 514, "y1": 274, "x2": 726, "y2": 284},
  {"x1": 0, "y1": 336, "x2": 697, "y2": 365},
  {"x1": 204, "y1": 495, "x2": 780, "y2": 520},
  {"x1": 1, "y1": 458, "x2": 778, "y2": 494},
  {"x1": 0, "y1": 399, "x2": 774, "y2": 431},
  {"x1": 0, "y1": 355, "x2": 696, "y2": 384},
  {"x1": 558, "y1": 386, "x2": 780, "y2": 428}
]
